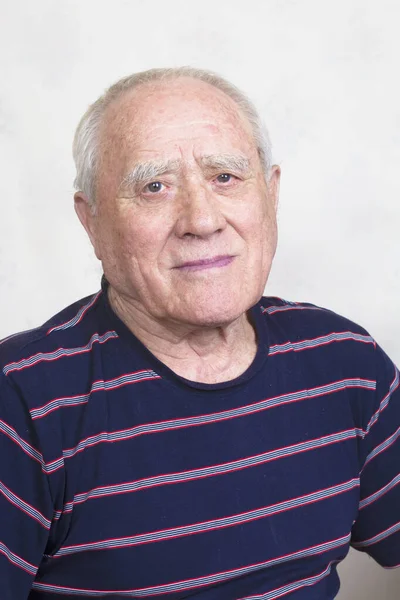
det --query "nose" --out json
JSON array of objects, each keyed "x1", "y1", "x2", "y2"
[{"x1": 174, "y1": 181, "x2": 227, "y2": 239}]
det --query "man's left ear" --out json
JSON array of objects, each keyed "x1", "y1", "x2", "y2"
[
  {"x1": 74, "y1": 192, "x2": 102, "y2": 260},
  {"x1": 267, "y1": 165, "x2": 281, "y2": 212}
]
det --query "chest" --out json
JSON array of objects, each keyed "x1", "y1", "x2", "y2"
[{"x1": 40, "y1": 378, "x2": 361, "y2": 596}]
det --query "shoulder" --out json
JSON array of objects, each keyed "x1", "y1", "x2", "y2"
[
  {"x1": 258, "y1": 296, "x2": 373, "y2": 339},
  {"x1": 257, "y1": 297, "x2": 385, "y2": 428},
  {"x1": 0, "y1": 290, "x2": 104, "y2": 375},
  {"x1": 257, "y1": 296, "x2": 378, "y2": 368}
]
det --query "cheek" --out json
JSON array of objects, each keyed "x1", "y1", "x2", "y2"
[
  {"x1": 261, "y1": 210, "x2": 278, "y2": 257},
  {"x1": 102, "y1": 212, "x2": 169, "y2": 272},
  {"x1": 239, "y1": 199, "x2": 276, "y2": 245},
  {"x1": 94, "y1": 207, "x2": 133, "y2": 265},
  {"x1": 245, "y1": 205, "x2": 277, "y2": 272}
]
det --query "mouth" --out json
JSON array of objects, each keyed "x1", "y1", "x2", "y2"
[{"x1": 175, "y1": 255, "x2": 235, "y2": 272}]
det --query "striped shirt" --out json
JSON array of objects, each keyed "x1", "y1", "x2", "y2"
[{"x1": 0, "y1": 278, "x2": 399, "y2": 599}]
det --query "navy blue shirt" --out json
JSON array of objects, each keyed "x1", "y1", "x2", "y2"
[{"x1": 0, "y1": 280, "x2": 399, "y2": 598}]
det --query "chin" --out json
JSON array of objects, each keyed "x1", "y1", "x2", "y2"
[{"x1": 173, "y1": 289, "x2": 257, "y2": 328}]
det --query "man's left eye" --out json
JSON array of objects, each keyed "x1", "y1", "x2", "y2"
[{"x1": 216, "y1": 173, "x2": 233, "y2": 184}]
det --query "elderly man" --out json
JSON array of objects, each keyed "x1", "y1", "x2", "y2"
[{"x1": 0, "y1": 67, "x2": 399, "y2": 599}]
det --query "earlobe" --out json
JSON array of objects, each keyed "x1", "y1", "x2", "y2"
[{"x1": 74, "y1": 192, "x2": 102, "y2": 260}]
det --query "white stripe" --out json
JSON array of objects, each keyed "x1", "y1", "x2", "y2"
[
  {"x1": 0, "y1": 541, "x2": 37, "y2": 575},
  {"x1": 34, "y1": 535, "x2": 350, "y2": 597},
  {"x1": 3, "y1": 331, "x2": 118, "y2": 375},
  {"x1": 53, "y1": 478, "x2": 359, "y2": 557},
  {"x1": 0, "y1": 481, "x2": 50, "y2": 528},
  {"x1": 47, "y1": 292, "x2": 101, "y2": 334},
  {"x1": 262, "y1": 304, "x2": 324, "y2": 316},
  {"x1": 60, "y1": 378, "x2": 375, "y2": 461},
  {"x1": 364, "y1": 367, "x2": 400, "y2": 436},
  {"x1": 363, "y1": 425, "x2": 400, "y2": 468},
  {"x1": 352, "y1": 520, "x2": 400, "y2": 548},
  {"x1": 0, "y1": 420, "x2": 44, "y2": 464},
  {"x1": 31, "y1": 370, "x2": 160, "y2": 420},
  {"x1": 62, "y1": 429, "x2": 358, "y2": 513},
  {"x1": 239, "y1": 561, "x2": 337, "y2": 600},
  {"x1": 359, "y1": 473, "x2": 400, "y2": 510},
  {"x1": 269, "y1": 331, "x2": 373, "y2": 356}
]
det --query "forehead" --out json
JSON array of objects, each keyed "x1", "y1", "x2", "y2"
[{"x1": 100, "y1": 78, "x2": 256, "y2": 163}]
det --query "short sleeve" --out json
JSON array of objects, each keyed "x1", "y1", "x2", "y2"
[
  {"x1": 351, "y1": 342, "x2": 400, "y2": 567},
  {"x1": 0, "y1": 374, "x2": 53, "y2": 598}
]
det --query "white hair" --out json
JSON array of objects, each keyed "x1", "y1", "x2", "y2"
[{"x1": 72, "y1": 67, "x2": 272, "y2": 210}]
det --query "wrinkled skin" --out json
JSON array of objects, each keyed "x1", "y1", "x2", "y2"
[{"x1": 75, "y1": 77, "x2": 280, "y2": 382}]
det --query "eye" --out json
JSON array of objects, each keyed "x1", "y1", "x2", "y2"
[
  {"x1": 144, "y1": 181, "x2": 164, "y2": 193},
  {"x1": 216, "y1": 173, "x2": 233, "y2": 184}
]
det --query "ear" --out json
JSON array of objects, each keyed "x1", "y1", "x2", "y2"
[
  {"x1": 74, "y1": 192, "x2": 102, "y2": 260},
  {"x1": 267, "y1": 165, "x2": 281, "y2": 212}
]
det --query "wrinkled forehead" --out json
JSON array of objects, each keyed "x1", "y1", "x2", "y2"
[{"x1": 99, "y1": 78, "x2": 256, "y2": 158}]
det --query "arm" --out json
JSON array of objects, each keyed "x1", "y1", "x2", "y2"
[
  {"x1": 351, "y1": 342, "x2": 400, "y2": 567},
  {"x1": 0, "y1": 374, "x2": 53, "y2": 598}
]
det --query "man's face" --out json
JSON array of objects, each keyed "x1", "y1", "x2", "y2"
[{"x1": 77, "y1": 78, "x2": 280, "y2": 328}]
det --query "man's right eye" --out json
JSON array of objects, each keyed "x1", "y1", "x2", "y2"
[{"x1": 144, "y1": 181, "x2": 164, "y2": 193}]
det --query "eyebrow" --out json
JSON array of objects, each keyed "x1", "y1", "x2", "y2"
[
  {"x1": 119, "y1": 159, "x2": 182, "y2": 189},
  {"x1": 199, "y1": 154, "x2": 251, "y2": 173},
  {"x1": 118, "y1": 154, "x2": 252, "y2": 190}
]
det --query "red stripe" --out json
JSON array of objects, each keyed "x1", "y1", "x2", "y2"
[
  {"x1": 0, "y1": 419, "x2": 43, "y2": 467},
  {"x1": 37, "y1": 535, "x2": 349, "y2": 596},
  {"x1": 360, "y1": 476, "x2": 400, "y2": 510},
  {"x1": 63, "y1": 429, "x2": 357, "y2": 512},
  {"x1": 4, "y1": 331, "x2": 117, "y2": 374},
  {"x1": 364, "y1": 371, "x2": 400, "y2": 435},
  {"x1": 0, "y1": 480, "x2": 50, "y2": 529},
  {"x1": 264, "y1": 305, "x2": 322, "y2": 316},
  {"x1": 46, "y1": 291, "x2": 101, "y2": 335},
  {"x1": 362, "y1": 426, "x2": 400, "y2": 471},
  {"x1": 0, "y1": 542, "x2": 37, "y2": 575},
  {"x1": 238, "y1": 561, "x2": 337, "y2": 600},
  {"x1": 385, "y1": 563, "x2": 400, "y2": 569},
  {"x1": 269, "y1": 331, "x2": 373, "y2": 356},
  {"x1": 54, "y1": 479, "x2": 358, "y2": 556},
  {"x1": 63, "y1": 378, "x2": 373, "y2": 457},
  {"x1": 31, "y1": 370, "x2": 161, "y2": 420}
]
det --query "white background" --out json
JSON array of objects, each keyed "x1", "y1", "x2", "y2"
[{"x1": 1, "y1": 0, "x2": 399, "y2": 597}]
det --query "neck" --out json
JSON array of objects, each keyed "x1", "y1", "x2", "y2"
[{"x1": 108, "y1": 287, "x2": 258, "y2": 384}]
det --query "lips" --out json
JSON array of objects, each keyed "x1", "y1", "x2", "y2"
[{"x1": 175, "y1": 255, "x2": 235, "y2": 271}]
